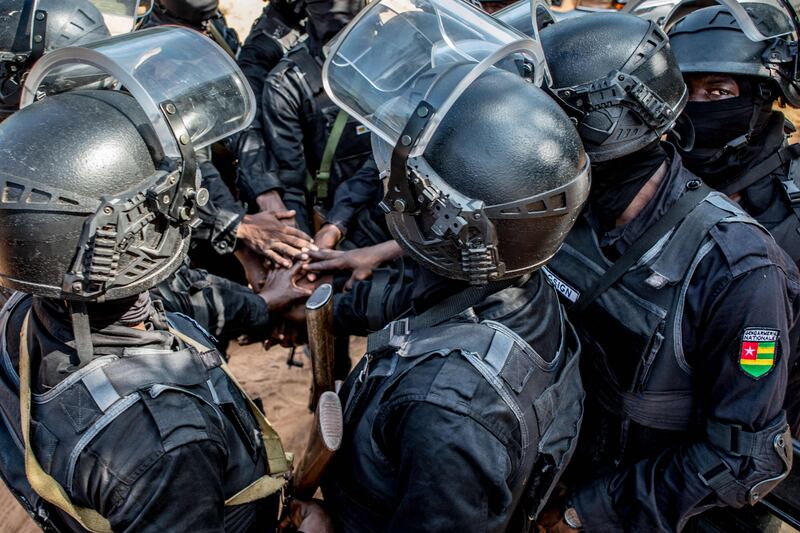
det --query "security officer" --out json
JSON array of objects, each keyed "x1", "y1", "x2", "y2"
[
  {"x1": 0, "y1": 29, "x2": 296, "y2": 532},
  {"x1": 539, "y1": 13, "x2": 800, "y2": 531},
  {"x1": 0, "y1": 0, "x2": 312, "y2": 348},
  {"x1": 143, "y1": 0, "x2": 239, "y2": 54},
  {"x1": 234, "y1": 0, "x2": 305, "y2": 211},
  {"x1": 282, "y1": 1, "x2": 590, "y2": 529},
  {"x1": 667, "y1": 1, "x2": 800, "y2": 264},
  {"x1": 259, "y1": 0, "x2": 377, "y2": 250}
]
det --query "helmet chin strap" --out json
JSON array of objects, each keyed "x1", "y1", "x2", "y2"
[{"x1": 67, "y1": 301, "x2": 94, "y2": 368}]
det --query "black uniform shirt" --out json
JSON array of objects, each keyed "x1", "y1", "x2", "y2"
[{"x1": 570, "y1": 152, "x2": 800, "y2": 532}]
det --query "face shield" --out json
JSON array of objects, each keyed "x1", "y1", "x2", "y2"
[
  {"x1": 323, "y1": 0, "x2": 547, "y2": 154},
  {"x1": 621, "y1": 0, "x2": 682, "y2": 23},
  {"x1": 494, "y1": 0, "x2": 557, "y2": 40},
  {"x1": 324, "y1": 0, "x2": 584, "y2": 284},
  {"x1": 89, "y1": 0, "x2": 143, "y2": 34},
  {"x1": 16, "y1": 28, "x2": 255, "y2": 297},
  {"x1": 21, "y1": 26, "x2": 255, "y2": 158}
]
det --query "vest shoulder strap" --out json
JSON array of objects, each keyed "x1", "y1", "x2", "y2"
[{"x1": 286, "y1": 44, "x2": 323, "y2": 96}]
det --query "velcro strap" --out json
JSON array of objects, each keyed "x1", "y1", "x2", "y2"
[
  {"x1": 101, "y1": 349, "x2": 218, "y2": 398},
  {"x1": 706, "y1": 414, "x2": 788, "y2": 457}
]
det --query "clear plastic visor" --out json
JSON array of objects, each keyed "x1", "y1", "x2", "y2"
[
  {"x1": 622, "y1": 0, "x2": 683, "y2": 23},
  {"x1": 322, "y1": 0, "x2": 547, "y2": 154},
  {"x1": 90, "y1": 0, "x2": 142, "y2": 34},
  {"x1": 663, "y1": 0, "x2": 798, "y2": 40},
  {"x1": 20, "y1": 26, "x2": 255, "y2": 157},
  {"x1": 494, "y1": 0, "x2": 556, "y2": 39}
]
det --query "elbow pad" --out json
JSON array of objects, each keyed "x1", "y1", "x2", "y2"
[{"x1": 690, "y1": 412, "x2": 792, "y2": 508}]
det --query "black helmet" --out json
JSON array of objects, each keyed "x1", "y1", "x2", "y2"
[
  {"x1": 0, "y1": 0, "x2": 110, "y2": 119},
  {"x1": 387, "y1": 71, "x2": 590, "y2": 283},
  {"x1": 0, "y1": 90, "x2": 193, "y2": 301},
  {"x1": 668, "y1": 2, "x2": 800, "y2": 107},
  {"x1": 324, "y1": 0, "x2": 589, "y2": 284},
  {"x1": 540, "y1": 12, "x2": 687, "y2": 161}
]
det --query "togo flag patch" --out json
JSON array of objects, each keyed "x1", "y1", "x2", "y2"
[{"x1": 739, "y1": 328, "x2": 779, "y2": 379}]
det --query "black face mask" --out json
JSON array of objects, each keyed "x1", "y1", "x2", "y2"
[
  {"x1": 683, "y1": 94, "x2": 772, "y2": 149},
  {"x1": 305, "y1": 0, "x2": 361, "y2": 51},
  {"x1": 590, "y1": 141, "x2": 668, "y2": 230},
  {"x1": 679, "y1": 94, "x2": 777, "y2": 190}
]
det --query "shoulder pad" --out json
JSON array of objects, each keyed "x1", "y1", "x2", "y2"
[{"x1": 709, "y1": 217, "x2": 791, "y2": 278}]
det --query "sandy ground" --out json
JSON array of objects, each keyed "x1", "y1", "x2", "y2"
[{"x1": 0, "y1": 336, "x2": 365, "y2": 532}]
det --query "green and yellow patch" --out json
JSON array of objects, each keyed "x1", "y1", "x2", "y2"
[{"x1": 739, "y1": 328, "x2": 779, "y2": 379}]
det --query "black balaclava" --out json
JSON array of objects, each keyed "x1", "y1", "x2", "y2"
[
  {"x1": 678, "y1": 77, "x2": 776, "y2": 191},
  {"x1": 304, "y1": 0, "x2": 362, "y2": 54},
  {"x1": 154, "y1": 0, "x2": 218, "y2": 28},
  {"x1": 589, "y1": 140, "x2": 668, "y2": 229}
]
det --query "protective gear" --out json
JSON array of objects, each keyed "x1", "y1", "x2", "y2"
[
  {"x1": 324, "y1": 273, "x2": 584, "y2": 531},
  {"x1": 589, "y1": 140, "x2": 668, "y2": 229},
  {"x1": 324, "y1": 0, "x2": 589, "y2": 284},
  {"x1": 667, "y1": 1, "x2": 800, "y2": 107},
  {"x1": 0, "y1": 293, "x2": 288, "y2": 533},
  {"x1": 0, "y1": 27, "x2": 254, "y2": 303},
  {"x1": 540, "y1": 13, "x2": 687, "y2": 162},
  {"x1": 0, "y1": 0, "x2": 110, "y2": 119},
  {"x1": 544, "y1": 149, "x2": 799, "y2": 531}
]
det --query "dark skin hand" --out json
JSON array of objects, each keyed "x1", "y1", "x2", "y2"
[
  {"x1": 234, "y1": 247, "x2": 269, "y2": 291},
  {"x1": 237, "y1": 209, "x2": 316, "y2": 267},
  {"x1": 279, "y1": 499, "x2": 335, "y2": 533},
  {"x1": 303, "y1": 241, "x2": 404, "y2": 290},
  {"x1": 259, "y1": 262, "x2": 313, "y2": 313},
  {"x1": 256, "y1": 190, "x2": 298, "y2": 228}
]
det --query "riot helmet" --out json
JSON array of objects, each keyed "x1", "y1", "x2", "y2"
[
  {"x1": 324, "y1": 0, "x2": 590, "y2": 284},
  {"x1": 539, "y1": 12, "x2": 687, "y2": 161},
  {"x1": 0, "y1": 0, "x2": 111, "y2": 119},
  {"x1": 667, "y1": 0, "x2": 800, "y2": 107},
  {"x1": 0, "y1": 26, "x2": 255, "y2": 303}
]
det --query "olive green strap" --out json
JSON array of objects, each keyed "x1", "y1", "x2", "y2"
[
  {"x1": 168, "y1": 327, "x2": 292, "y2": 480},
  {"x1": 315, "y1": 109, "x2": 349, "y2": 201},
  {"x1": 19, "y1": 313, "x2": 113, "y2": 533}
]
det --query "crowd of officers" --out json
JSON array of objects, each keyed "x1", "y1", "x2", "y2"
[{"x1": 0, "y1": 0, "x2": 800, "y2": 531}]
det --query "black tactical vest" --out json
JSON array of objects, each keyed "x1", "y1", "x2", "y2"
[
  {"x1": 324, "y1": 305, "x2": 584, "y2": 532},
  {"x1": 280, "y1": 43, "x2": 372, "y2": 204},
  {"x1": 0, "y1": 294, "x2": 284, "y2": 532},
  {"x1": 545, "y1": 190, "x2": 762, "y2": 473}
]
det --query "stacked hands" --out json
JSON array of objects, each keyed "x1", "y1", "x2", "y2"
[{"x1": 235, "y1": 191, "x2": 392, "y2": 350}]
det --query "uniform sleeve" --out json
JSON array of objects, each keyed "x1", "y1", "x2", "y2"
[
  {"x1": 380, "y1": 402, "x2": 513, "y2": 532},
  {"x1": 572, "y1": 264, "x2": 797, "y2": 532},
  {"x1": 107, "y1": 441, "x2": 227, "y2": 533},
  {"x1": 193, "y1": 158, "x2": 245, "y2": 255},
  {"x1": 262, "y1": 72, "x2": 308, "y2": 195},
  {"x1": 326, "y1": 157, "x2": 382, "y2": 235},
  {"x1": 234, "y1": 30, "x2": 286, "y2": 204}
]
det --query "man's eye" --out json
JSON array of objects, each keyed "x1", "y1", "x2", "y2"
[{"x1": 709, "y1": 88, "x2": 732, "y2": 97}]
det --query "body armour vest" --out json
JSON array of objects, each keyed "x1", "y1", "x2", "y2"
[
  {"x1": 280, "y1": 43, "x2": 371, "y2": 205},
  {"x1": 323, "y1": 289, "x2": 585, "y2": 532},
  {"x1": 0, "y1": 293, "x2": 288, "y2": 532},
  {"x1": 544, "y1": 187, "x2": 762, "y2": 475}
]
